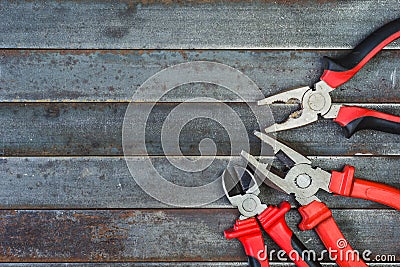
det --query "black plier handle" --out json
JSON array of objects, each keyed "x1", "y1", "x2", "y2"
[
  {"x1": 261, "y1": 18, "x2": 400, "y2": 137},
  {"x1": 321, "y1": 18, "x2": 400, "y2": 88}
]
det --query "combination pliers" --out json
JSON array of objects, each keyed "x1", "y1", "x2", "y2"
[
  {"x1": 241, "y1": 132, "x2": 400, "y2": 267},
  {"x1": 259, "y1": 18, "x2": 400, "y2": 137},
  {"x1": 223, "y1": 165, "x2": 322, "y2": 267}
]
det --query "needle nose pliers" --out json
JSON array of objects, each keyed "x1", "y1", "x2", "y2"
[
  {"x1": 259, "y1": 18, "x2": 400, "y2": 137},
  {"x1": 241, "y1": 131, "x2": 400, "y2": 267}
]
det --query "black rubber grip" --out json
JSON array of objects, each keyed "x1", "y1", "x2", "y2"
[
  {"x1": 247, "y1": 255, "x2": 262, "y2": 267},
  {"x1": 323, "y1": 18, "x2": 400, "y2": 72},
  {"x1": 343, "y1": 116, "x2": 400, "y2": 138},
  {"x1": 291, "y1": 235, "x2": 323, "y2": 267}
]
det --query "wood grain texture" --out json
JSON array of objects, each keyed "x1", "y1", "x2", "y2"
[
  {"x1": 0, "y1": 49, "x2": 399, "y2": 102},
  {"x1": 0, "y1": 156, "x2": 398, "y2": 209},
  {"x1": 0, "y1": 1, "x2": 400, "y2": 49},
  {"x1": 0, "y1": 209, "x2": 398, "y2": 262},
  {"x1": 0, "y1": 102, "x2": 398, "y2": 156},
  {"x1": 1, "y1": 1, "x2": 399, "y2": 265},
  {"x1": 0, "y1": 264, "x2": 398, "y2": 267}
]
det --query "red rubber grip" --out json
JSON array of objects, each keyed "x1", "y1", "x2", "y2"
[
  {"x1": 333, "y1": 106, "x2": 400, "y2": 137},
  {"x1": 330, "y1": 165, "x2": 400, "y2": 210},
  {"x1": 321, "y1": 30, "x2": 400, "y2": 88},
  {"x1": 258, "y1": 201, "x2": 315, "y2": 267},
  {"x1": 298, "y1": 201, "x2": 368, "y2": 267},
  {"x1": 334, "y1": 106, "x2": 400, "y2": 126},
  {"x1": 224, "y1": 218, "x2": 269, "y2": 267}
]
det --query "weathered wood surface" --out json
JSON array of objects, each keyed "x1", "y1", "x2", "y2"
[
  {"x1": 0, "y1": 102, "x2": 398, "y2": 156},
  {"x1": 1, "y1": 1, "x2": 400, "y2": 49},
  {"x1": 0, "y1": 156, "x2": 398, "y2": 209},
  {"x1": 0, "y1": 264, "x2": 398, "y2": 267},
  {"x1": 0, "y1": 209, "x2": 398, "y2": 262},
  {"x1": 1, "y1": 1, "x2": 399, "y2": 265},
  {"x1": 0, "y1": 50, "x2": 399, "y2": 102}
]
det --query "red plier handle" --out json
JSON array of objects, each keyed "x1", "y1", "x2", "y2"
[
  {"x1": 333, "y1": 106, "x2": 400, "y2": 138},
  {"x1": 297, "y1": 165, "x2": 400, "y2": 267},
  {"x1": 330, "y1": 165, "x2": 400, "y2": 210},
  {"x1": 298, "y1": 201, "x2": 368, "y2": 267},
  {"x1": 320, "y1": 18, "x2": 400, "y2": 137},
  {"x1": 225, "y1": 218, "x2": 270, "y2": 267},
  {"x1": 321, "y1": 18, "x2": 400, "y2": 88},
  {"x1": 258, "y1": 202, "x2": 321, "y2": 267},
  {"x1": 225, "y1": 202, "x2": 322, "y2": 267}
]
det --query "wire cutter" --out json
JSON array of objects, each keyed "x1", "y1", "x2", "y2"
[
  {"x1": 259, "y1": 18, "x2": 400, "y2": 137},
  {"x1": 223, "y1": 165, "x2": 322, "y2": 267},
  {"x1": 241, "y1": 132, "x2": 400, "y2": 267}
]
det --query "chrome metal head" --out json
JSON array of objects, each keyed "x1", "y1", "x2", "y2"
[
  {"x1": 222, "y1": 165, "x2": 267, "y2": 219},
  {"x1": 254, "y1": 131, "x2": 310, "y2": 165},
  {"x1": 260, "y1": 81, "x2": 334, "y2": 133},
  {"x1": 258, "y1": 86, "x2": 310, "y2": 106},
  {"x1": 242, "y1": 132, "x2": 332, "y2": 206}
]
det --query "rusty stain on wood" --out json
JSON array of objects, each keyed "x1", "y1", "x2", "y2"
[
  {"x1": 0, "y1": 1, "x2": 399, "y2": 49},
  {"x1": 0, "y1": 264, "x2": 396, "y2": 266},
  {"x1": 0, "y1": 102, "x2": 398, "y2": 156},
  {"x1": 0, "y1": 209, "x2": 397, "y2": 262},
  {"x1": 0, "y1": 49, "x2": 399, "y2": 102},
  {"x1": 0, "y1": 1, "x2": 398, "y2": 265},
  {"x1": 0, "y1": 156, "x2": 398, "y2": 209}
]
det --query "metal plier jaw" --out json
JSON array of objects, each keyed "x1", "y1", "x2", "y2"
[
  {"x1": 241, "y1": 132, "x2": 331, "y2": 206},
  {"x1": 222, "y1": 166, "x2": 267, "y2": 220},
  {"x1": 259, "y1": 81, "x2": 341, "y2": 133}
]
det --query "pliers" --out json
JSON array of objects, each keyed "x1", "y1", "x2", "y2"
[
  {"x1": 259, "y1": 18, "x2": 400, "y2": 137},
  {"x1": 241, "y1": 131, "x2": 400, "y2": 267},
  {"x1": 222, "y1": 165, "x2": 322, "y2": 267}
]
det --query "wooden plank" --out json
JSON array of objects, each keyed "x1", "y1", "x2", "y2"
[
  {"x1": 0, "y1": 264, "x2": 398, "y2": 267},
  {"x1": 0, "y1": 156, "x2": 398, "y2": 209},
  {"x1": 0, "y1": 103, "x2": 399, "y2": 156},
  {"x1": 0, "y1": 1, "x2": 399, "y2": 49},
  {"x1": 0, "y1": 209, "x2": 398, "y2": 262},
  {"x1": 0, "y1": 50, "x2": 399, "y2": 102}
]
